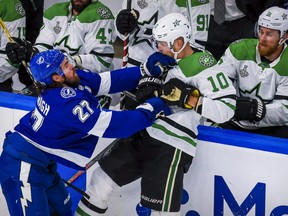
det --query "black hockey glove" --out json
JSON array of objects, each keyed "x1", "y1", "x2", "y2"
[
  {"x1": 161, "y1": 78, "x2": 201, "y2": 109},
  {"x1": 116, "y1": 9, "x2": 140, "y2": 34},
  {"x1": 5, "y1": 37, "x2": 34, "y2": 64},
  {"x1": 233, "y1": 97, "x2": 266, "y2": 122},
  {"x1": 140, "y1": 52, "x2": 177, "y2": 77},
  {"x1": 135, "y1": 76, "x2": 162, "y2": 103}
]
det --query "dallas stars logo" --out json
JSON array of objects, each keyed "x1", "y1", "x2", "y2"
[
  {"x1": 132, "y1": 11, "x2": 159, "y2": 47},
  {"x1": 173, "y1": 19, "x2": 181, "y2": 27},
  {"x1": 54, "y1": 35, "x2": 82, "y2": 55},
  {"x1": 239, "y1": 82, "x2": 264, "y2": 100},
  {"x1": 282, "y1": 13, "x2": 288, "y2": 20}
]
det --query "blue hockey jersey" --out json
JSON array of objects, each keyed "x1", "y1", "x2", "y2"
[{"x1": 12, "y1": 67, "x2": 151, "y2": 169}]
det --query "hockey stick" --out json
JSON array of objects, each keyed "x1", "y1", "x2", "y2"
[
  {"x1": 0, "y1": 17, "x2": 39, "y2": 92},
  {"x1": 66, "y1": 138, "x2": 120, "y2": 184},
  {"x1": 186, "y1": 0, "x2": 192, "y2": 27},
  {"x1": 122, "y1": 0, "x2": 132, "y2": 68}
]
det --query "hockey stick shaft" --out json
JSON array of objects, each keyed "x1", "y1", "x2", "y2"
[
  {"x1": 66, "y1": 138, "x2": 120, "y2": 184},
  {"x1": 122, "y1": 0, "x2": 132, "y2": 68},
  {"x1": 186, "y1": 0, "x2": 192, "y2": 26}
]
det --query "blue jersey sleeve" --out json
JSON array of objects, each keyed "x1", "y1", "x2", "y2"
[
  {"x1": 77, "y1": 66, "x2": 141, "y2": 96},
  {"x1": 108, "y1": 66, "x2": 141, "y2": 93}
]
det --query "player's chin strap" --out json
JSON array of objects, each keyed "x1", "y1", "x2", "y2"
[{"x1": 171, "y1": 41, "x2": 187, "y2": 60}]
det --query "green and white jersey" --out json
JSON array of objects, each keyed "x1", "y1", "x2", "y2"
[
  {"x1": 147, "y1": 51, "x2": 236, "y2": 156},
  {"x1": 176, "y1": 0, "x2": 210, "y2": 49},
  {"x1": 218, "y1": 38, "x2": 288, "y2": 129},
  {"x1": 0, "y1": 0, "x2": 25, "y2": 82},
  {"x1": 35, "y1": 1, "x2": 116, "y2": 72},
  {"x1": 117, "y1": 0, "x2": 183, "y2": 66}
]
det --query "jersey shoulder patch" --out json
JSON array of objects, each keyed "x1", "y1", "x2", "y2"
[
  {"x1": 77, "y1": 1, "x2": 114, "y2": 23},
  {"x1": 0, "y1": 0, "x2": 25, "y2": 21},
  {"x1": 178, "y1": 51, "x2": 216, "y2": 77}
]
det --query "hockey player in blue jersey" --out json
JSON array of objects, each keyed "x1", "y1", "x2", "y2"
[{"x1": 0, "y1": 49, "x2": 172, "y2": 216}]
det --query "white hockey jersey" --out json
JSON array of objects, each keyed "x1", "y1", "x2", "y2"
[
  {"x1": 177, "y1": 0, "x2": 211, "y2": 49},
  {"x1": 147, "y1": 51, "x2": 236, "y2": 156},
  {"x1": 0, "y1": 0, "x2": 25, "y2": 82},
  {"x1": 116, "y1": 0, "x2": 211, "y2": 66},
  {"x1": 35, "y1": 1, "x2": 116, "y2": 72},
  {"x1": 219, "y1": 38, "x2": 288, "y2": 129},
  {"x1": 117, "y1": 0, "x2": 183, "y2": 66}
]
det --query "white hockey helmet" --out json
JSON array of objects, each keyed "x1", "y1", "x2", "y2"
[
  {"x1": 152, "y1": 13, "x2": 191, "y2": 55},
  {"x1": 258, "y1": 6, "x2": 288, "y2": 43}
]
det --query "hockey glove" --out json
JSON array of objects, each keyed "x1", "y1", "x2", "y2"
[
  {"x1": 135, "y1": 76, "x2": 162, "y2": 103},
  {"x1": 5, "y1": 37, "x2": 34, "y2": 64},
  {"x1": 140, "y1": 52, "x2": 177, "y2": 77},
  {"x1": 233, "y1": 97, "x2": 266, "y2": 122},
  {"x1": 116, "y1": 9, "x2": 140, "y2": 34},
  {"x1": 136, "y1": 97, "x2": 171, "y2": 121},
  {"x1": 161, "y1": 78, "x2": 201, "y2": 109}
]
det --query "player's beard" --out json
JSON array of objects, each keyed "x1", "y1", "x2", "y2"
[
  {"x1": 65, "y1": 75, "x2": 80, "y2": 88},
  {"x1": 71, "y1": 0, "x2": 91, "y2": 13},
  {"x1": 258, "y1": 42, "x2": 278, "y2": 57}
]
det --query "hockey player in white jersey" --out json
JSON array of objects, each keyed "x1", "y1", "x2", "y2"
[
  {"x1": 0, "y1": 49, "x2": 171, "y2": 216},
  {"x1": 6, "y1": 0, "x2": 116, "y2": 73},
  {"x1": 218, "y1": 6, "x2": 288, "y2": 138},
  {"x1": 116, "y1": 0, "x2": 210, "y2": 66},
  {"x1": 0, "y1": 0, "x2": 26, "y2": 92},
  {"x1": 116, "y1": 0, "x2": 210, "y2": 109},
  {"x1": 76, "y1": 13, "x2": 236, "y2": 216}
]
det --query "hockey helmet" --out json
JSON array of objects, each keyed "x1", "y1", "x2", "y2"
[
  {"x1": 30, "y1": 49, "x2": 65, "y2": 85},
  {"x1": 152, "y1": 13, "x2": 191, "y2": 50},
  {"x1": 258, "y1": 6, "x2": 288, "y2": 43}
]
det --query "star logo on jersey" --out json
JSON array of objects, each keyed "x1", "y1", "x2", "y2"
[
  {"x1": 173, "y1": 19, "x2": 181, "y2": 27},
  {"x1": 61, "y1": 87, "x2": 76, "y2": 98},
  {"x1": 132, "y1": 11, "x2": 159, "y2": 47},
  {"x1": 239, "y1": 65, "x2": 249, "y2": 77},
  {"x1": 239, "y1": 82, "x2": 263, "y2": 99},
  {"x1": 282, "y1": 13, "x2": 288, "y2": 20},
  {"x1": 54, "y1": 35, "x2": 82, "y2": 55}
]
